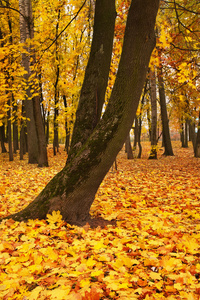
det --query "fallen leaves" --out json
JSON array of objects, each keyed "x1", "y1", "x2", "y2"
[{"x1": 0, "y1": 142, "x2": 200, "y2": 299}]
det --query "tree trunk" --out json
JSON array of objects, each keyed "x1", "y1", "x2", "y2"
[
  {"x1": 157, "y1": 66, "x2": 174, "y2": 156},
  {"x1": 68, "y1": 0, "x2": 116, "y2": 162},
  {"x1": 184, "y1": 120, "x2": 188, "y2": 148},
  {"x1": 7, "y1": 97, "x2": 13, "y2": 161},
  {"x1": 63, "y1": 95, "x2": 70, "y2": 154},
  {"x1": 19, "y1": 0, "x2": 39, "y2": 163},
  {"x1": 13, "y1": 103, "x2": 19, "y2": 154},
  {"x1": 189, "y1": 119, "x2": 196, "y2": 153},
  {"x1": 195, "y1": 112, "x2": 200, "y2": 157},
  {"x1": 133, "y1": 118, "x2": 138, "y2": 151},
  {"x1": 125, "y1": 132, "x2": 133, "y2": 159},
  {"x1": 0, "y1": 125, "x2": 7, "y2": 153},
  {"x1": 149, "y1": 69, "x2": 157, "y2": 159},
  {"x1": 19, "y1": 0, "x2": 48, "y2": 166},
  {"x1": 5, "y1": 0, "x2": 159, "y2": 225}
]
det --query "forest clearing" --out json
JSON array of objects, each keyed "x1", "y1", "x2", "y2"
[{"x1": 1, "y1": 141, "x2": 200, "y2": 299}]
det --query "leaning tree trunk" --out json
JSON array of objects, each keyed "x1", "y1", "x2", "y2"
[
  {"x1": 68, "y1": 0, "x2": 116, "y2": 162},
  {"x1": 157, "y1": 65, "x2": 174, "y2": 156},
  {"x1": 149, "y1": 69, "x2": 157, "y2": 159},
  {"x1": 4, "y1": 0, "x2": 160, "y2": 225}
]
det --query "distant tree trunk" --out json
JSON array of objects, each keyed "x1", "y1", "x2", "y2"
[
  {"x1": 53, "y1": 10, "x2": 60, "y2": 156},
  {"x1": 184, "y1": 120, "x2": 188, "y2": 148},
  {"x1": 19, "y1": 0, "x2": 48, "y2": 166},
  {"x1": 46, "y1": 111, "x2": 50, "y2": 145},
  {"x1": 195, "y1": 112, "x2": 200, "y2": 157},
  {"x1": 133, "y1": 118, "x2": 138, "y2": 151},
  {"x1": 5, "y1": 0, "x2": 159, "y2": 225},
  {"x1": 13, "y1": 104, "x2": 19, "y2": 154},
  {"x1": 63, "y1": 95, "x2": 70, "y2": 154},
  {"x1": 7, "y1": 97, "x2": 13, "y2": 161},
  {"x1": 0, "y1": 125, "x2": 7, "y2": 153},
  {"x1": 146, "y1": 96, "x2": 151, "y2": 141},
  {"x1": 19, "y1": 0, "x2": 38, "y2": 163},
  {"x1": 125, "y1": 132, "x2": 133, "y2": 159},
  {"x1": 149, "y1": 69, "x2": 157, "y2": 159},
  {"x1": 157, "y1": 66, "x2": 174, "y2": 156},
  {"x1": 189, "y1": 120, "x2": 196, "y2": 153}
]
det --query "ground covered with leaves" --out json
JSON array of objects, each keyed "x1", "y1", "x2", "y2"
[{"x1": 0, "y1": 142, "x2": 200, "y2": 300}]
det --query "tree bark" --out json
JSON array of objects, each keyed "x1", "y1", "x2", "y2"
[
  {"x1": 0, "y1": 125, "x2": 7, "y2": 153},
  {"x1": 125, "y1": 132, "x2": 133, "y2": 159},
  {"x1": 5, "y1": 0, "x2": 160, "y2": 225},
  {"x1": 149, "y1": 69, "x2": 157, "y2": 159},
  {"x1": 68, "y1": 0, "x2": 116, "y2": 162},
  {"x1": 157, "y1": 66, "x2": 174, "y2": 156},
  {"x1": 195, "y1": 112, "x2": 200, "y2": 157},
  {"x1": 19, "y1": 0, "x2": 48, "y2": 166}
]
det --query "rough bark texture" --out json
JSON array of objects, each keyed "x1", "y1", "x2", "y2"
[
  {"x1": 158, "y1": 66, "x2": 174, "y2": 156},
  {"x1": 149, "y1": 69, "x2": 157, "y2": 159},
  {"x1": 68, "y1": 0, "x2": 117, "y2": 162},
  {"x1": 4, "y1": 0, "x2": 160, "y2": 225}
]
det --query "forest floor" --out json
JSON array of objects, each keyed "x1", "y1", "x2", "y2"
[{"x1": 0, "y1": 141, "x2": 200, "y2": 299}]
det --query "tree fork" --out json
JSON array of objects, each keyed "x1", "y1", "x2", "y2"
[{"x1": 2, "y1": 0, "x2": 160, "y2": 225}]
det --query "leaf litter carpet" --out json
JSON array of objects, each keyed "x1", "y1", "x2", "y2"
[{"x1": 0, "y1": 142, "x2": 200, "y2": 299}]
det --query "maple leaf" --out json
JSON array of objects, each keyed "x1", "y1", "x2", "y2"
[{"x1": 46, "y1": 210, "x2": 63, "y2": 225}]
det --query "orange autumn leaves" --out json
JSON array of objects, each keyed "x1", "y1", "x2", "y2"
[{"x1": 1, "y1": 142, "x2": 200, "y2": 299}]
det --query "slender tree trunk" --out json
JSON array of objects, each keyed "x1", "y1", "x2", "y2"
[
  {"x1": 5, "y1": 0, "x2": 159, "y2": 225},
  {"x1": 13, "y1": 103, "x2": 19, "y2": 154},
  {"x1": 19, "y1": 0, "x2": 48, "y2": 166},
  {"x1": 133, "y1": 118, "x2": 138, "y2": 151},
  {"x1": 0, "y1": 125, "x2": 7, "y2": 153},
  {"x1": 63, "y1": 95, "x2": 70, "y2": 154},
  {"x1": 149, "y1": 69, "x2": 157, "y2": 159},
  {"x1": 184, "y1": 120, "x2": 188, "y2": 148},
  {"x1": 19, "y1": 0, "x2": 39, "y2": 163},
  {"x1": 189, "y1": 119, "x2": 196, "y2": 153},
  {"x1": 195, "y1": 112, "x2": 200, "y2": 157},
  {"x1": 68, "y1": 0, "x2": 116, "y2": 162},
  {"x1": 7, "y1": 97, "x2": 13, "y2": 161},
  {"x1": 125, "y1": 132, "x2": 133, "y2": 159},
  {"x1": 146, "y1": 96, "x2": 151, "y2": 141},
  {"x1": 157, "y1": 66, "x2": 174, "y2": 156}
]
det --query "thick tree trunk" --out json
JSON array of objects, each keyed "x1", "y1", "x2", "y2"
[
  {"x1": 157, "y1": 66, "x2": 174, "y2": 156},
  {"x1": 149, "y1": 69, "x2": 157, "y2": 159},
  {"x1": 5, "y1": 0, "x2": 159, "y2": 225}
]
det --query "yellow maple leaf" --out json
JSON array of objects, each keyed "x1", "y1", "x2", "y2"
[
  {"x1": 149, "y1": 271, "x2": 162, "y2": 281},
  {"x1": 46, "y1": 210, "x2": 63, "y2": 225}
]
